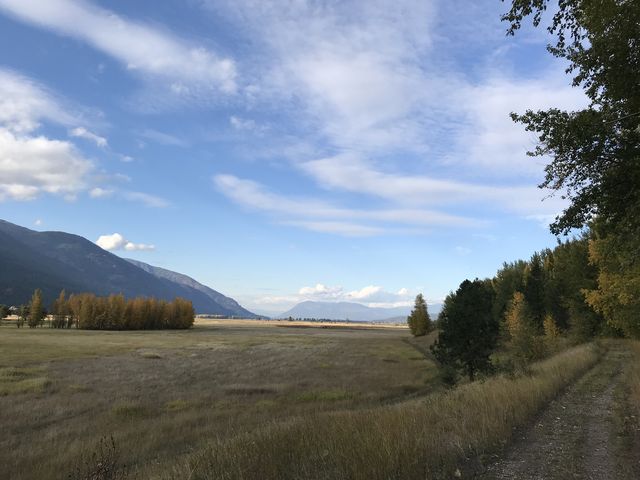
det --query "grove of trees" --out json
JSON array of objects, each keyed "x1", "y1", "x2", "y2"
[
  {"x1": 431, "y1": 235, "x2": 618, "y2": 382},
  {"x1": 431, "y1": 0, "x2": 639, "y2": 381},
  {"x1": 7, "y1": 290, "x2": 195, "y2": 330}
]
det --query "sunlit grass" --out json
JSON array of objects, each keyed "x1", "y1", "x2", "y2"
[{"x1": 179, "y1": 343, "x2": 602, "y2": 480}]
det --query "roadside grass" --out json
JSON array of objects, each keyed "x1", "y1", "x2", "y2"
[
  {"x1": 178, "y1": 343, "x2": 601, "y2": 480},
  {"x1": 613, "y1": 340, "x2": 640, "y2": 478},
  {"x1": 629, "y1": 341, "x2": 640, "y2": 421}
]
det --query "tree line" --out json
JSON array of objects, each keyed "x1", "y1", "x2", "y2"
[
  {"x1": 428, "y1": 234, "x2": 618, "y2": 382},
  {"x1": 428, "y1": 0, "x2": 640, "y2": 383},
  {"x1": 2, "y1": 289, "x2": 194, "y2": 330}
]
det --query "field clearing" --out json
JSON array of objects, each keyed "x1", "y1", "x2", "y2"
[{"x1": 0, "y1": 319, "x2": 437, "y2": 479}]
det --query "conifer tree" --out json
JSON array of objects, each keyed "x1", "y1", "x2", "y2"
[
  {"x1": 407, "y1": 293, "x2": 430, "y2": 337},
  {"x1": 431, "y1": 279, "x2": 498, "y2": 381}
]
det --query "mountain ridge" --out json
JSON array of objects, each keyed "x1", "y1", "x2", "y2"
[{"x1": 0, "y1": 219, "x2": 256, "y2": 317}]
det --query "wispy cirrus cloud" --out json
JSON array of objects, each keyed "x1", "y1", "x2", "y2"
[
  {"x1": 299, "y1": 153, "x2": 568, "y2": 217},
  {"x1": 0, "y1": 0, "x2": 237, "y2": 104},
  {"x1": 199, "y1": 1, "x2": 585, "y2": 234},
  {"x1": 213, "y1": 174, "x2": 480, "y2": 236},
  {"x1": 137, "y1": 128, "x2": 188, "y2": 147},
  {"x1": 69, "y1": 126, "x2": 107, "y2": 148},
  {"x1": 122, "y1": 191, "x2": 170, "y2": 208}
]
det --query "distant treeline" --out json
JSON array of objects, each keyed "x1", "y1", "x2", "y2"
[{"x1": 3, "y1": 290, "x2": 194, "y2": 330}]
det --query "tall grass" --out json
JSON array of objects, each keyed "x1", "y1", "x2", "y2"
[
  {"x1": 628, "y1": 342, "x2": 640, "y2": 428},
  {"x1": 178, "y1": 343, "x2": 601, "y2": 480}
]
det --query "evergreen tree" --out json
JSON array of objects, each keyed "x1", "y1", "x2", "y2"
[
  {"x1": 27, "y1": 289, "x2": 44, "y2": 328},
  {"x1": 407, "y1": 294, "x2": 430, "y2": 337},
  {"x1": 523, "y1": 253, "x2": 545, "y2": 330},
  {"x1": 431, "y1": 279, "x2": 498, "y2": 381},
  {"x1": 0, "y1": 304, "x2": 9, "y2": 323}
]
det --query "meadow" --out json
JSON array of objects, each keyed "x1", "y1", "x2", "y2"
[
  {"x1": 0, "y1": 320, "x2": 438, "y2": 479},
  {"x1": 2, "y1": 320, "x2": 636, "y2": 479}
]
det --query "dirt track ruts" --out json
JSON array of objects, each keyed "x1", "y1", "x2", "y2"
[{"x1": 483, "y1": 343, "x2": 638, "y2": 480}]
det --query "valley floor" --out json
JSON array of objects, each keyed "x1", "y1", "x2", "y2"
[
  {"x1": 1, "y1": 320, "x2": 638, "y2": 479},
  {"x1": 0, "y1": 319, "x2": 436, "y2": 479}
]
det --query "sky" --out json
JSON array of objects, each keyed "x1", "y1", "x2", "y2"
[{"x1": 0, "y1": 0, "x2": 587, "y2": 316}]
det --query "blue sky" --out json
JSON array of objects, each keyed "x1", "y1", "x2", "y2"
[{"x1": 0, "y1": 0, "x2": 586, "y2": 316}]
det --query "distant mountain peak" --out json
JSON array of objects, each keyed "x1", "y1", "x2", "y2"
[{"x1": 279, "y1": 300, "x2": 442, "y2": 322}]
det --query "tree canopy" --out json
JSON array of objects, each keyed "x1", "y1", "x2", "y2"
[
  {"x1": 431, "y1": 279, "x2": 498, "y2": 381},
  {"x1": 503, "y1": 0, "x2": 640, "y2": 235},
  {"x1": 407, "y1": 293, "x2": 430, "y2": 337}
]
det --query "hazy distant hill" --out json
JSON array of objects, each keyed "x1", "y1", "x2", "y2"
[
  {"x1": 279, "y1": 301, "x2": 409, "y2": 322},
  {"x1": 0, "y1": 219, "x2": 256, "y2": 317},
  {"x1": 279, "y1": 300, "x2": 442, "y2": 322}
]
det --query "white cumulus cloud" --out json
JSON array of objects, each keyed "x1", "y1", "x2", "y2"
[
  {"x1": 0, "y1": 129, "x2": 92, "y2": 201},
  {"x1": 96, "y1": 233, "x2": 155, "y2": 252}
]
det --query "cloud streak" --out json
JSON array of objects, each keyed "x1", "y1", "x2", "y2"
[
  {"x1": 213, "y1": 174, "x2": 480, "y2": 235},
  {"x1": 69, "y1": 126, "x2": 107, "y2": 148},
  {"x1": 253, "y1": 283, "x2": 418, "y2": 312},
  {"x1": 0, "y1": 0, "x2": 237, "y2": 100}
]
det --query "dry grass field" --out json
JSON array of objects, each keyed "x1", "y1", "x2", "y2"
[
  {"x1": 3, "y1": 320, "x2": 634, "y2": 479},
  {"x1": 0, "y1": 319, "x2": 438, "y2": 479}
]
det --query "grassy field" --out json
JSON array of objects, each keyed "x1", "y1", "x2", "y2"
[
  {"x1": 3, "y1": 321, "x2": 633, "y2": 479},
  {"x1": 0, "y1": 320, "x2": 439, "y2": 479}
]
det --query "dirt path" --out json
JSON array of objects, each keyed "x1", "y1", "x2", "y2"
[{"x1": 483, "y1": 343, "x2": 637, "y2": 480}]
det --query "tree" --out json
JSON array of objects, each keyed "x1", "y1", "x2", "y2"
[
  {"x1": 51, "y1": 290, "x2": 68, "y2": 328},
  {"x1": 491, "y1": 260, "x2": 527, "y2": 323},
  {"x1": 28, "y1": 289, "x2": 44, "y2": 328},
  {"x1": 431, "y1": 279, "x2": 498, "y2": 381},
  {"x1": 584, "y1": 224, "x2": 640, "y2": 338},
  {"x1": 505, "y1": 292, "x2": 544, "y2": 365},
  {"x1": 17, "y1": 305, "x2": 27, "y2": 328},
  {"x1": 0, "y1": 304, "x2": 9, "y2": 322},
  {"x1": 523, "y1": 253, "x2": 546, "y2": 330},
  {"x1": 407, "y1": 294, "x2": 430, "y2": 336},
  {"x1": 543, "y1": 314, "x2": 561, "y2": 339},
  {"x1": 503, "y1": 0, "x2": 640, "y2": 235}
]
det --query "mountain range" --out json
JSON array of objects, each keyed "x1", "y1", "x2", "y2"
[
  {"x1": 0, "y1": 219, "x2": 256, "y2": 317},
  {"x1": 278, "y1": 300, "x2": 442, "y2": 323}
]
